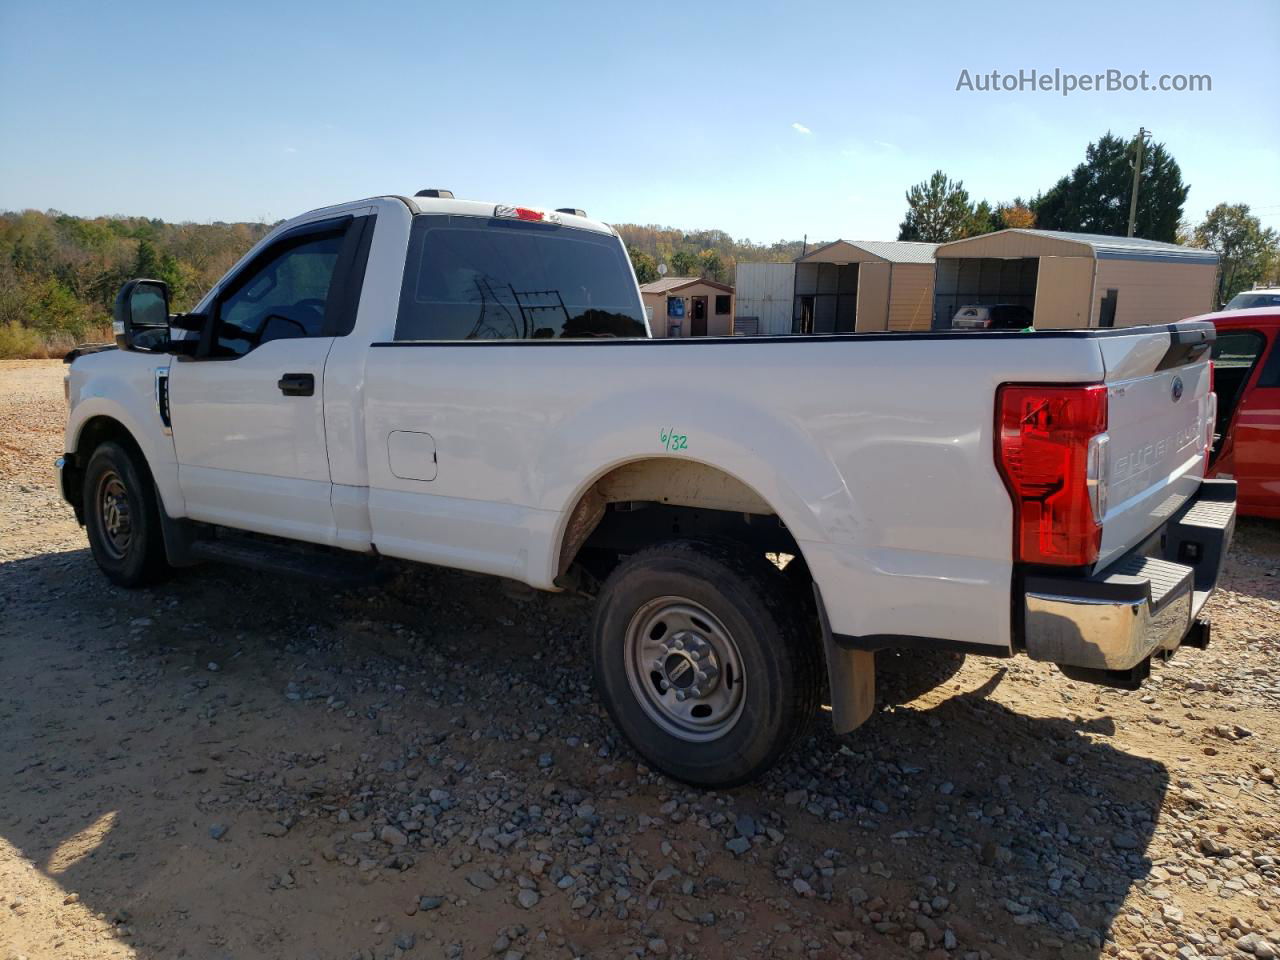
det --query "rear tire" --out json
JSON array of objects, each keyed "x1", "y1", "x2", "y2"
[
  {"x1": 83, "y1": 441, "x2": 169, "y2": 588},
  {"x1": 591, "y1": 540, "x2": 822, "y2": 788}
]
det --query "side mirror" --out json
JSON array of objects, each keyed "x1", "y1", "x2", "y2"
[
  {"x1": 164, "y1": 312, "x2": 205, "y2": 357},
  {"x1": 113, "y1": 279, "x2": 171, "y2": 352}
]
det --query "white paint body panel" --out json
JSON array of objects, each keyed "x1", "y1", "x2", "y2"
[
  {"x1": 168, "y1": 337, "x2": 336, "y2": 541},
  {"x1": 64, "y1": 349, "x2": 182, "y2": 513},
  {"x1": 360, "y1": 336, "x2": 1114, "y2": 648},
  {"x1": 62, "y1": 195, "x2": 1214, "y2": 656},
  {"x1": 1095, "y1": 329, "x2": 1212, "y2": 567}
]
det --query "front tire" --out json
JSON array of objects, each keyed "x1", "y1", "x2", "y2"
[
  {"x1": 591, "y1": 541, "x2": 822, "y2": 788},
  {"x1": 83, "y1": 441, "x2": 169, "y2": 587}
]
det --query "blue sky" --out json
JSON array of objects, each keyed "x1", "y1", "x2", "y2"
[{"x1": 2, "y1": 0, "x2": 1277, "y2": 242}]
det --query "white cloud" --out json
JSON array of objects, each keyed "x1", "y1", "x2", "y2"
[
  {"x1": 283, "y1": 146, "x2": 298, "y2": 153},
  {"x1": 873, "y1": 139, "x2": 897, "y2": 150},
  {"x1": 791, "y1": 122, "x2": 811, "y2": 135}
]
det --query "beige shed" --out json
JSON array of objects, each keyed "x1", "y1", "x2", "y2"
[
  {"x1": 792, "y1": 240, "x2": 937, "y2": 333},
  {"x1": 639, "y1": 277, "x2": 735, "y2": 337},
  {"x1": 932, "y1": 229, "x2": 1219, "y2": 329}
]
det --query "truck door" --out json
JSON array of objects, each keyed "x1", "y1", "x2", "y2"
[
  {"x1": 168, "y1": 213, "x2": 373, "y2": 542},
  {"x1": 1229, "y1": 327, "x2": 1280, "y2": 516}
]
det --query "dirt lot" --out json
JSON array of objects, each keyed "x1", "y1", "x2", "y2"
[{"x1": 2, "y1": 358, "x2": 1278, "y2": 960}]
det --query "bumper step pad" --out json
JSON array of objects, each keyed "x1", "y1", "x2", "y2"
[{"x1": 1021, "y1": 479, "x2": 1236, "y2": 688}]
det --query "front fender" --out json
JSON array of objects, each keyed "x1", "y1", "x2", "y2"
[{"x1": 66, "y1": 353, "x2": 184, "y2": 517}]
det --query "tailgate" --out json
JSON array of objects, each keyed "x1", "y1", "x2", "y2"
[{"x1": 1095, "y1": 323, "x2": 1215, "y2": 568}]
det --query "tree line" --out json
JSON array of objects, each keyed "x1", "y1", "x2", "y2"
[
  {"x1": 2, "y1": 130, "x2": 1276, "y2": 358},
  {"x1": 0, "y1": 210, "x2": 272, "y2": 357},
  {"x1": 895, "y1": 131, "x2": 1278, "y2": 305},
  {"x1": 618, "y1": 130, "x2": 1276, "y2": 308},
  {"x1": 614, "y1": 224, "x2": 805, "y2": 287}
]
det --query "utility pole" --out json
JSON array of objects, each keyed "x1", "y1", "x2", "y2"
[{"x1": 1127, "y1": 127, "x2": 1150, "y2": 238}]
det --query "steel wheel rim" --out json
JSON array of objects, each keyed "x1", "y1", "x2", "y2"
[
  {"x1": 623, "y1": 596, "x2": 746, "y2": 743},
  {"x1": 95, "y1": 470, "x2": 132, "y2": 560}
]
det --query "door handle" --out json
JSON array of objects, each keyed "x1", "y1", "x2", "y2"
[{"x1": 277, "y1": 373, "x2": 314, "y2": 397}]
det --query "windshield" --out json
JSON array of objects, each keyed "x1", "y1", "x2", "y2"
[
  {"x1": 1225, "y1": 292, "x2": 1280, "y2": 310},
  {"x1": 395, "y1": 215, "x2": 648, "y2": 340}
]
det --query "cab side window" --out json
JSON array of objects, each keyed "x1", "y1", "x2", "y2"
[
  {"x1": 212, "y1": 232, "x2": 344, "y2": 358},
  {"x1": 1211, "y1": 329, "x2": 1266, "y2": 398}
]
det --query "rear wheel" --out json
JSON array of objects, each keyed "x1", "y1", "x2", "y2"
[
  {"x1": 83, "y1": 441, "x2": 169, "y2": 587},
  {"x1": 591, "y1": 541, "x2": 822, "y2": 787}
]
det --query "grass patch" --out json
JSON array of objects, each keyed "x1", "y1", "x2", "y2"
[{"x1": 0, "y1": 322, "x2": 113, "y2": 360}]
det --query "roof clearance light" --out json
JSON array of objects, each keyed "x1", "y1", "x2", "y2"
[{"x1": 494, "y1": 205, "x2": 560, "y2": 223}]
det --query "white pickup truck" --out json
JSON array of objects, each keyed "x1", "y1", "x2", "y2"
[{"x1": 58, "y1": 191, "x2": 1236, "y2": 787}]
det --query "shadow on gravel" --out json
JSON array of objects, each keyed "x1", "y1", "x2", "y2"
[
  {"x1": 772, "y1": 666, "x2": 1166, "y2": 955},
  {"x1": 876, "y1": 647, "x2": 968, "y2": 705},
  {"x1": 1, "y1": 548, "x2": 1166, "y2": 959}
]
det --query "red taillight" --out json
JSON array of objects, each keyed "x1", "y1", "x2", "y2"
[{"x1": 996, "y1": 384, "x2": 1108, "y2": 566}]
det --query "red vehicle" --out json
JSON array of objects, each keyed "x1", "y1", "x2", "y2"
[{"x1": 1195, "y1": 308, "x2": 1280, "y2": 519}]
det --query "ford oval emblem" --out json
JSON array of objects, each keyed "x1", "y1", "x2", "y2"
[{"x1": 1171, "y1": 376, "x2": 1184, "y2": 402}]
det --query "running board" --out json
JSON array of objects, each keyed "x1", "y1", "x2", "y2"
[{"x1": 189, "y1": 536, "x2": 386, "y2": 586}]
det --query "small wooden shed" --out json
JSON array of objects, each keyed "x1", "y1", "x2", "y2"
[{"x1": 639, "y1": 277, "x2": 735, "y2": 337}]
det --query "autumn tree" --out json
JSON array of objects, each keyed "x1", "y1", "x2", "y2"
[
  {"x1": 627, "y1": 245, "x2": 659, "y2": 284},
  {"x1": 898, "y1": 171, "x2": 972, "y2": 242},
  {"x1": 996, "y1": 200, "x2": 1035, "y2": 229},
  {"x1": 1193, "y1": 203, "x2": 1280, "y2": 305},
  {"x1": 670, "y1": 250, "x2": 700, "y2": 278},
  {"x1": 697, "y1": 249, "x2": 726, "y2": 282},
  {"x1": 1033, "y1": 132, "x2": 1188, "y2": 241}
]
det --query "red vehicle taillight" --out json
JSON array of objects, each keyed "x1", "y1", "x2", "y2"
[{"x1": 996, "y1": 384, "x2": 1109, "y2": 567}]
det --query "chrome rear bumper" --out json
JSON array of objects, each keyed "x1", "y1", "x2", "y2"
[{"x1": 1022, "y1": 479, "x2": 1236, "y2": 684}]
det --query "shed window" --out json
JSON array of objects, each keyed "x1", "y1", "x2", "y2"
[{"x1": 715, "y1": 295, "x2": 730, "y2": 315}]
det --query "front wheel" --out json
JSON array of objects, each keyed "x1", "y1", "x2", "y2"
[
  {"x1": 591, "y1": 541, "x2": 822, "y2": 788},
  {"x1": 83, "y1": 441, "x2": 169, "y2": 587}
]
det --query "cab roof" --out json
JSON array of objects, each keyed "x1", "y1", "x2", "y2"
[{"x1": 399, "y1": 195, "x2": 616, "y2": 236}]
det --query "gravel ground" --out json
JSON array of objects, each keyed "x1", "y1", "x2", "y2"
[{"x1": 2, "y1": 358, "x2": 1279, "y2": 960}]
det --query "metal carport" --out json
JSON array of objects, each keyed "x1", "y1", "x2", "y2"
[{"x1": 932, "y1": 229, "x2": 1219, "y2": 329}]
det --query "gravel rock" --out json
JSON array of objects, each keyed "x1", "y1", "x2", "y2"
[
  {"x1": 380, "y1": 825, "x2": 408, "y2": 846},
  {"x1": 516, "y1": 889, "x2": 539, "y2": 909},
  {"x1": 2, "y1": 361, "x2": 1278, "y2": 960},
  {"x1": 467, "y1": 870, "x2": 497, "y2": 892}
]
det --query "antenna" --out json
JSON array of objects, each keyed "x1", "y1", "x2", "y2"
[{"x1": 657, "y1": 263, "x2": 668, "y2": 277}]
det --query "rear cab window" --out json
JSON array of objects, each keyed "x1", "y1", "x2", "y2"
[{"x1": 395, "y1": 216, "x2": 648, "y2": 341}]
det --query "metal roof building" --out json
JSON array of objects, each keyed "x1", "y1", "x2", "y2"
[
  {"x1": 932, "y1": 229, "x2": 1219, "y2": 329},
  {"x1": 790, "y1": 239, "x2": 938, "y2": 332}
]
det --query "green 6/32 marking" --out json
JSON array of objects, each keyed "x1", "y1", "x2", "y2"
[{"x1": 659, "y1": 427, "x2": 688, "y2": 451}]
